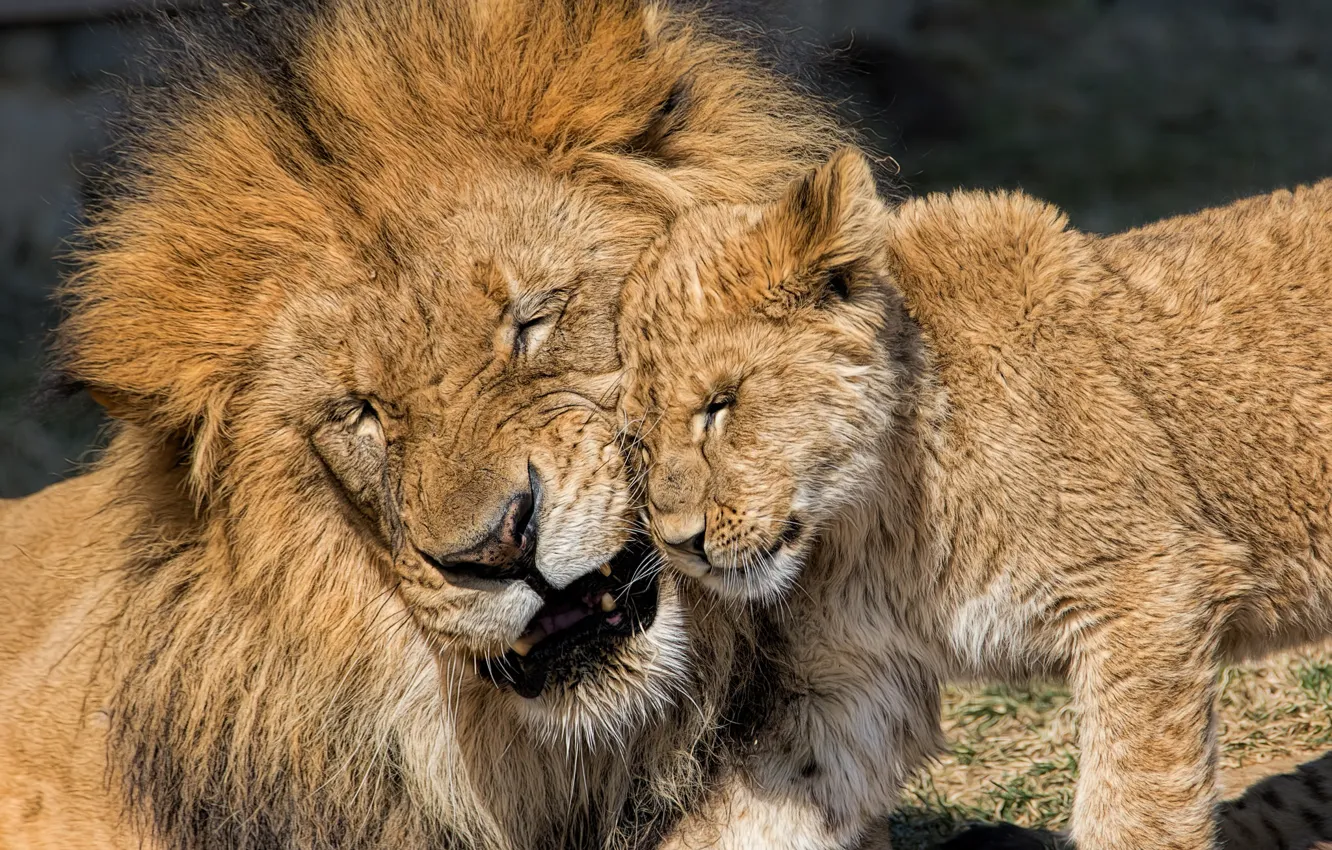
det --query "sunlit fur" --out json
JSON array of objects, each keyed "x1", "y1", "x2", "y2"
[
  {"x1": 0, "y1": 2, "x2": 847, "y2": 849},
  {"x1": 622, "y1": 150, "x2": 940, "y2": 850},
  {"x1": 622, "y1": 149, "x2": 1332, "y2": 850},
  {"x1": 622, "y1": 149, "x2": 906, "y2": 604}
]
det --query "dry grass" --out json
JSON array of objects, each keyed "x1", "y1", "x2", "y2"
[{"x1": 887, "y1": 642, "x2": 1332, "y2": 849}]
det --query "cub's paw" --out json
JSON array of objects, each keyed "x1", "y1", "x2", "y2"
[{"x1": 934, "y1": 823, "x2": 1066, "y2": 850}]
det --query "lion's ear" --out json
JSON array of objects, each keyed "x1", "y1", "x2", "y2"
[
  {"x1": 82, "y1": 380, "x2": 230, "y2": 498},
  {"x1": 622, "y1": 79, "x2": 691, "y2": 167},
  {"x1": 88, "y1": 386, "x2": 148, "y2": 423}
]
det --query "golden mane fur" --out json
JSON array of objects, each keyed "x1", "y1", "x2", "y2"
[{"x1": 0, "y1": 2, "x2": 846, "y2": 849}]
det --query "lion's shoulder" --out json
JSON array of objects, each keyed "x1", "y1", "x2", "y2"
[
  {"x1": 0, "y1": 468, "x2": 147, "y2": 850},
  {"x1": 0, "y1": 468, "x2": 133, "y2": 665}
]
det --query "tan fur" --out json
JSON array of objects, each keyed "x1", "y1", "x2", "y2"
[
  {"x1": 0, "y1": 2, "x2": 847, "y2": 848},
  {"x1": 621, "y1": 149, "x2": 1332, "y2": 849}
]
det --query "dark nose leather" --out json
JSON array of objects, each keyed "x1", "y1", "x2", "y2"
[
  {"x1": 668, "y1": 529, "x2": 708, "y2": 563},
  {"x1": 424, "y1": 489, "x2": 537, "y2": 584}
]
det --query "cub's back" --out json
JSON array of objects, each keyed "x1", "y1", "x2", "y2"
[
  {"x1": 1092, "y1": 181, "x2": 1332, "y2": 585},
  {"x1": 887, "y1": 183, "x2": 1332, "y2": 649},
  {"x1": 1099, "y1": 179, "x2": 1332, "y2": 351}
]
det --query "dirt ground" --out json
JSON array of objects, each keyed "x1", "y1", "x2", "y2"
[{"x1": 885, "y1": 643, "x2": 1332, "y2": 848}]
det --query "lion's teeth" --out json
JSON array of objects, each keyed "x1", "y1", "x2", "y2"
[
  {"x1": 511, "y1": 627, "x2": 546, "y2": 657},
  {"x1": 600, "y1": 592, "x2": 617, "y2": 612},
  {"x1": 598, "y1": 563, "x2": 613, "y2": 577}
]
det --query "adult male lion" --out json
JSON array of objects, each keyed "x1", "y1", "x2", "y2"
[{"x1": 0, "y1": 1, "x2": 844, "y2": 848}]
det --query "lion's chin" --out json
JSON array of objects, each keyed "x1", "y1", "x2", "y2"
[
  {"x1": 481, "y1": 543, "x2": 693, "y2": 747},
  {"x1": 507, "y1": 595, "x2": 692, "y2": 747}
]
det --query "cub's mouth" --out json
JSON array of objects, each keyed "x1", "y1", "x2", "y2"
[{"x1": 481, "y1": 537, "x2": 658, "y2": 699}]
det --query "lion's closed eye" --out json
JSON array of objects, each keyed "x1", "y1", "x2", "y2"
[
  {"x1": 514, "y1": 312, "x2": 556, "y2": 356},
  {"x1": 313, "y1": 400, "x2": 389, "y2": 520}
]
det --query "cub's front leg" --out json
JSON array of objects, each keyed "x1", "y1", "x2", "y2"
[
  {"x1": 1069, "y1": 604, "x2": 1224, "y2": 850},
  {"x1": 661, "y1": 647, "x2": 943, "y2": 850}
]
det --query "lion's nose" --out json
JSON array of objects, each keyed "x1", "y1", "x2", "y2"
[{"x1": 423, "y1": 488, "x2": 538, "y2": 585}]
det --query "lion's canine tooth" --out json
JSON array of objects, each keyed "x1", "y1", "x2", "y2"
[
  {"x1": 511, "y1": 627, "x2": 546, "y2": 657},
  {"x1": 600, "y1": 592, "x2": 617, "y2": 612},
  {"x1": 598, "y1": 563, "x2": 613, "y2": 577}
]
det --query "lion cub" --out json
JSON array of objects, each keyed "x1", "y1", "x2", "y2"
[{"x1": 620, "y1": 148, "x2": 1332, "y2": 850}]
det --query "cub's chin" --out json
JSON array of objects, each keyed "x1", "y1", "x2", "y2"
[
  {"x1": 480, "y1": 537, "x2": 693, "y2": 745},
  {"x1": 665, "y1": 531, "x2": 810, "y2": 605}
]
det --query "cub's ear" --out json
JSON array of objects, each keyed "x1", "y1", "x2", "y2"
[
  {"x1": 777, "y1": 147, "x2": 880, "y2": 252},
  {"x1": 758, "y1": 147, "x2": 883, "y2": 310}
]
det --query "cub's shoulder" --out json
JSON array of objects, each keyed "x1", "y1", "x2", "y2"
[{"x1": 883, "y1": 189, "x2": 1105, "y2": 345}]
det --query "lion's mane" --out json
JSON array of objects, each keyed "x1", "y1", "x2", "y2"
[{"x1": 48, "y1": 1, "x2": 844, "y2": 848}]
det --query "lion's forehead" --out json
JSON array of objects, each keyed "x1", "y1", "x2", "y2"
[{"x1": 332, "y1": 272, "x2": 623, "y2": 406}]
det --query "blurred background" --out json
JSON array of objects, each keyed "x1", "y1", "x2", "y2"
[{"x1": 3, "y1": 0, "x2": 1332, "y2": 497}]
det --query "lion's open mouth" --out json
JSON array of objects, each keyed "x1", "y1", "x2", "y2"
[{"x1": 481, "y1": 537, "x2": 658, "y2": 699}]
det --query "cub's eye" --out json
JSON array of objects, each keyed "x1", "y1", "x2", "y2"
[
  {"x1": 704, "y1": 392, "x2": 734, "y2": 432},
  {"x1": 690, "y1": 390, "x2": 736, "y2": 442},
  {"x1": 634, "y1": 440, "x2": 653, "y2": 467}
]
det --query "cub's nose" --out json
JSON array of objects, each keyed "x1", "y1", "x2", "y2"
[
  {"x1": 655, "y1": 514, "x2": 709, "y2": 571},
  {"x1": 675, "y1": 530, "x2": 707, "y2": 560},
  {"x1": 424, "y1": 489, "x2": 538, "y2": 585}
]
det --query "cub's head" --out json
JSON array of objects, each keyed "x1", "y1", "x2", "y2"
[{"x1": 620, "y1": 149, "x2": 911, "y2": 601}]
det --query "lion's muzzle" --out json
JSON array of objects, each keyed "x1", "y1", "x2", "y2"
[
  {"x1": 421, "y1": 481, "x2": 539, "y2": 589},
  {"x1": 479, "y1": 535, "x2": 660, "y2": 698}
]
